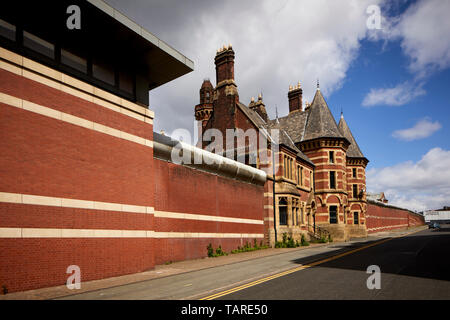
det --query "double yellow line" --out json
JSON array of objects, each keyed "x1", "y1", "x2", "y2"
[{"x1": 200, "y1": 229, "x2": 424, "y2": 300}]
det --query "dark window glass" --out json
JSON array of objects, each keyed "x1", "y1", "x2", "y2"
[
  {"x1": 61, "y1": 49, "x2": 87, "y2": 73},
  {"x1": 353, "y1": 184, "x2": 358, "y2": 198},
  {"x1": 353, "y1": 168, "x2": 357, "y2": 178},
  {"x1": 330, "y1": 171, "x2": 336, "y2": 189},
  {"x1": 279, "y1": 198, "x2": 288, "y2": 226},
  {"x1": 354, "y1": 212, "x2": 359, "y2": 225},
  {"x1": 93, "y1": 59, "x2": 115, "y2": 86},
  {"x1": 23, "y1": 31, "x2": 54, "y2": 58},
  {"x1": 329, "y1": 151, "x2": 334, "y2": 163},
  {"x1": 329, "y1": 206, "x2": 338, "y2": 224},
  {"x1": 0, "y1": 19, "x2": 16, "y2": 41},
  {"x1": 119, "y1": 71, "x2": 134, "y2": 94}
]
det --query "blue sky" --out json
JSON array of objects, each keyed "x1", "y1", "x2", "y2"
[
  {"x1": 328, "y1": 37, "x2": 450, "y2": 168},
  {"x1": 106, "y1": 0, "x2": 450, "y2": 211}
]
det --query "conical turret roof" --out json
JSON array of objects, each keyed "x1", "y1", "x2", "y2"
[
  {"x1": 338, "y1": 114, "x2": 365, "y2": 158},
  {"x1": 302, "y1": 90, "x2": 344, "y2": 141}
]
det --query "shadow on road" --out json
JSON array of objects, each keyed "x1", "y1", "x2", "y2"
[{"x1": 289, "y1": 227, "x2": 450, "y2": 282}]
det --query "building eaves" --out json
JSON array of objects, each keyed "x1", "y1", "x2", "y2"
[{"x1": 87, "y1": 0, "x2": 194, "y2": 71}]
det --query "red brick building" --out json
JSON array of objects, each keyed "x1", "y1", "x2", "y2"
[
  {"x1": 0, "y1": 1, "x2": 424, "y2": 294},
  {"x1": 194, "y1": 45, "x2": 422, "y2": 243}
]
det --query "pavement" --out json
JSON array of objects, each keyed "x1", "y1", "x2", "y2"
[{"x1": 0, "y1": 226, "x2": 429, "y2": 300}]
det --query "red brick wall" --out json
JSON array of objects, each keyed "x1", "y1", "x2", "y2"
[
  {"x1": 366, "y1": 202, "x2": 425, "y2": 233},
  {"x1": 153, "y1": 159, "x2": 265, "y2": 265},
  {"x1": 0, "y1": 67, "x2": 155, "y2": 293},
  {"x1": 0, "y1": 238, "x2": 154, "y2": 293}
]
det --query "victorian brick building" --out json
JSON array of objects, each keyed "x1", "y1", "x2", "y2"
[
  {"x1": 0, "y1": 1, "x2": 424, "y2": 293},
  {"x1": 195, "y1": 45, "x2": 370, "y2": 242}
]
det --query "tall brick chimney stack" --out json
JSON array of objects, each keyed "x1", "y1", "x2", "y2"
[
  {"x1": 215, "y1": 44, "x2": 236, "y2": 88},
  {"x1": 212, "y1": 44, "x2": 239, "y2": 122},
  {"x1": 288, "y1": 82, "x2": 303, "y2": 113}
]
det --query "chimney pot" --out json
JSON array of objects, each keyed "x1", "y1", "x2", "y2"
[{"x1": 288, "y1": 81, "x2": 303, "y2": 113}]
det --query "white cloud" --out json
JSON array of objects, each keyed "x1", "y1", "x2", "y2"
[
  {"x1": 363, "y1": 0, "x2": 450, "y2": 106},
  {"x1": 396, "y1": 0, "x2": 450, "y2": 77},
  {"x1": 392, "y1": 117, "x2": 442, "y2": 141},
  {"x1": 106, "y1": 0, "x2": 382, "y2": 139},
  {"x1": 362, "y1": 81, "x2": 426, "y2": 107},
  {"x1": 367, "y1": 148, "x2": 450, "y2": 211}
]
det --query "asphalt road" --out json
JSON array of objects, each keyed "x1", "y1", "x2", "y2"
[
  {"x1": 216, "y1": 225, "x2": 450, "y2": 300},
  {"x1": 57, "y1": 226, "x2": 450, "y2": 300}
]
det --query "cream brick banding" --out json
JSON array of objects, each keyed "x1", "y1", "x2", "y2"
[
  {"x1": 0, "y1": 48, "x2": 154, "y2": 122},
  {"x1": 0, "y1": 192, "x2": 262, "y2": 225},
  {"x1": 0, "y1": 227, "x2": 264, "y2": 239},
  {"x1": 0, "y1": 192, "x2": 154, "y2": 214},
  {"x1": 0, "y1": 92, "x2": 154, "y2": 149},
  {"x1": 154, "y1": 210, "x2": 263, "y2": 225},
  {"x1": 367, "y1": 224, "x2": 409, "y2": 232}
]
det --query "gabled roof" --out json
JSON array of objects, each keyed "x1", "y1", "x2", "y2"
[
  {"x1": 237, "y1": 102, "x2": 268, "y2": 132},
  {"x1": 338, "y1": 114, "x2": 365, "y2": 158},
  {"x1": 302, "y1": 90, "x2": 344, "y2": 141}
]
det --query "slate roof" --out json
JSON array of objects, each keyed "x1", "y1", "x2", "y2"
[
  {"x1": 302, "y1": 90, "x2": 344, "y2": 141},
  {"x1": 230, "y1": 88, "x2": 365, "y2": 166},
  {"x1": 266, "y1": 120, "x2": 314, "y2": 166},
  {"x1": 338, "y1": 114, "x2": 365, "y2": 158},
  {"x1": 267, "y1": 109, "x2": 308, "y2": 144}
]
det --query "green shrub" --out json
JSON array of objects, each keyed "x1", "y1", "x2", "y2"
[
  {"x1": 276, "y1": 233, "x2": 302, "y2": 248},
  {"x1": 318, "y1": 235, "x2": 328, "y2": 243},
  {"x1": 301, "y1": 234, "x2": 309, "y2": 246},
  {"x1": 275, "y1": 241, "x2": 285, "y2": 248},
  {"x1": 207, "y1": 243, "x2": 214, "y2": 257},
  {"x1": 215, "y1": 245, "x2": 228, "y2": 257},
  {"x1": 229, "y1": 240, "x2": 270, "y2": 254}
]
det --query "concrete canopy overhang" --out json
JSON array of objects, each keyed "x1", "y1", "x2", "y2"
[{"x1": 0, "y1": 0, "x2": 194, "y2": 91}]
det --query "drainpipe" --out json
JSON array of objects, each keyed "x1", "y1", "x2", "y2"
[
  {"x1": 313, "y1": 166, "x2": 316, "y2": 233},
  {"x1": 272, "y1": 146, "x2": 278, "y2": 244}
]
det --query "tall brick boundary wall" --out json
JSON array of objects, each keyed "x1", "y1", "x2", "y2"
[
  {"x1": 152, "y1": 134, "x2": 266, "y2": 265},
  {"x1": 366, "y1": 200, "x2": 425, "y2": 233}
]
